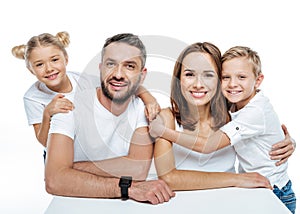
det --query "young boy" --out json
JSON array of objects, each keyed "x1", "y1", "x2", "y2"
[{"x1": 220, "y1": 46, "x2": 295, "y2": 213}]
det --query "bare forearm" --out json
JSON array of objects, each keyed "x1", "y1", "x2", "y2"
[
  {"x1": 159, "y1": 170, "x2": 271, "y2": 191},
  {"x1": 160, "y1": 170, "x2": 238, "y2": 191},
  {"x1": 45, "y1": 167, "x2": 120, "y2": 198},
  {"x1": 35, "y1": 114, "x2": 51, "y2": 147},
  {"x1": 73, "y1": 157, "x2": 151, "y2": 181},
  {"x1": 162, "y1": 128, "x2": 229, "y2": 153}
]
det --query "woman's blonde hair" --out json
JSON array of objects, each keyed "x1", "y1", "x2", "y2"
[{"x1": 11, "y1": 31, "x2": 70, "y2": 68}]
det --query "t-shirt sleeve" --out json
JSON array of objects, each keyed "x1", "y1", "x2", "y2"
[
  {"x1": 49, "y1": 111, "x2": 75, "y2": 140},
  {"x1": 23, "y1": 97, "x2": 44, "y2": 125},
  {"x1": 135, "y1": 99, "x2": 149, "y2": 129},
  {"x1": 220, "y1": 105, "x2": 265, "y2": 145}
]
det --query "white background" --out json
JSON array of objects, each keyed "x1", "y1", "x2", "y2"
[{"x1": 0, "y1": 0, "x2": 299, "y2": 213}]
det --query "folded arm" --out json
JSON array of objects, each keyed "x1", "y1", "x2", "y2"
[
  {"x1": 73, "y1": 126, "x2": 153, "y2": 181},
  {"x1": 150, "y1": 111, "x2": 230, "y2": 154}
]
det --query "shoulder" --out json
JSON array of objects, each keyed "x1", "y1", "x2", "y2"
[
  {"x1": 159, "y1": 107, "x2": 175, "y2": 128},
  {"x1": 160, "y1": 107, "x2": 173, "y2": 118}
]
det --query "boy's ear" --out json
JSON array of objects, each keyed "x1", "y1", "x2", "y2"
[{"x1": 255, "y1": 73, "x2": 264, "y2": 88}]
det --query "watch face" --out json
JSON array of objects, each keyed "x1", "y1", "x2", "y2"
[{"x1": 119, "y1": 176, "x2": 132, "y2": 187}]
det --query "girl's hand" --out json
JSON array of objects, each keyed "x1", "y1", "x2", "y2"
[{"x1": 44, "y1": 94, "x2": 74, "y2": 118}]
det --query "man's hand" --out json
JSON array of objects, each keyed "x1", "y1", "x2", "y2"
[
  {"x1": 129, "y1": 179, "x2": 175, "y2": 204},
  {"x1": 270, "y1": 124, "x2": 296, "y2": 166}
]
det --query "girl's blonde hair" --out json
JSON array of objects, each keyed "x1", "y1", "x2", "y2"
[{"x1": 11, "y1": 31, "x2": 70, "y2": 68}]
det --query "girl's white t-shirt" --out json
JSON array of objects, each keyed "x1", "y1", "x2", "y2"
[{"x1": 23, "y1": 71, "x2": 80, "y2": 125}]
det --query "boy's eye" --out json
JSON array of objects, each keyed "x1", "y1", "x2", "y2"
[
  {"x1": 222, "y1": 76, "x2": 230, "y2": 80},
  {"x1": 52, "y1": 57, "x2": 59, "y2": 62},
  {"x1": 239, "y1": 75, "x2": 246, "y2": 79}
]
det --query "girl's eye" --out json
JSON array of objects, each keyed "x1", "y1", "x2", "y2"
[
  {"x1": 222, "y1": 76, "x2": 230, "y2": 80},
  {"x1": 52, "y1": 57, "x2": 59, "y2": 62},
  {"x1": 239, "y1": 75, "x2": 246, "y2": 79},
  {"x1": 36, "y1": 63, "x2": 43, "y2": 67}
]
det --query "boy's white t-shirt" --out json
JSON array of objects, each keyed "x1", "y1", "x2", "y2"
[
  {"x1": 49, "y1": 88, "x2": 148, "y2": 162},
  {"x1": 220, "y1": 91, "x2": 289, "y2": 188},
  {"x1": 23, "y1": 71, "x2": 80, "y2": 125}
]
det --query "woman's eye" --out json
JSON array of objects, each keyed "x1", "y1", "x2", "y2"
[{"x1": 185, "y1": 72, "x2": 194, "y2": 77}]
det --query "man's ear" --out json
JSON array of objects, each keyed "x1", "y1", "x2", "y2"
[
  {"x1": 140, "y1": 68, "x2": 147, "y2": 84},
  {"x1": 255, "y1": 73, "x2": 264, "y2": 88}
]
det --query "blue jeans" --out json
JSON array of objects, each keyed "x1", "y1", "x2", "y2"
[
  {"x1": 273, "y1": 180, "x2": 296, "y2": 213},
  {"x1": 43, "y1": 150, "x2": 47, "y2": 163}
]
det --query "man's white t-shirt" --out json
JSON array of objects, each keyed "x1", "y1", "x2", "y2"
[
  {"x1": 49, "y1": 88, "x2": 148, "y2": 162},
  {"x1": 220, "y1": 91, "x2": 289, "y2": 188}
]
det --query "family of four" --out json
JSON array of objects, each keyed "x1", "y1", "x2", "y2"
[{"x1": 12, "y1": 32, "x2": 296, "y2": 213}]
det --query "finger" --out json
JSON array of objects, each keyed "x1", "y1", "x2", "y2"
[
  {"x1": 275, "y1": 157, "x2": 288, "y2": 166},
  {"x1": 148, "y1": 192, "x2": 159, "y2": 205},
  {"x1": 270, "y1": 152, "x2": 292, "y2": 161},
  {"x1": 54, "y1": 93, "x2": 65, "y2": 100},
  {"x1": 154, "y1": 191, "x2": 165, "y2": 203},
  {"x1": 281, "y1": 124, "x2": 288, "y2": 135},
  {"x1": 270, "y1": 145, "x2": 291, "y2": 156}
]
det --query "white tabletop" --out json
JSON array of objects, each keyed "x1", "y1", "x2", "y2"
[{"x1": 45, "y1": 187, "x2": 290, "y2": 214}]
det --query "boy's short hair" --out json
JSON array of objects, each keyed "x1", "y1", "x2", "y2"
[{"x1": 222, "y1": 46, "x2": 262, "y2": 77}]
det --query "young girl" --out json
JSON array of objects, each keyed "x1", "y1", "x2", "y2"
[
  {"x1": 12, "y1": 31, "x2": 78, "y2": 150},
  {"x1": 12, "y1": 31, "x2": 160, "y2": 159}
]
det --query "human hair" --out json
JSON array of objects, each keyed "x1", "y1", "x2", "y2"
[
  {"x1": 221, "y1": 46, "x2": 262, "y2": 77},
  {"x1": 170, "y1": 42, "x2": 229, "y2": 131},
  {"x1": 101, "y1": 33, "x2": 146, "y2": 68},
  {"x1": 11, "y1": 31, "x2": 70, "y2": 68}
]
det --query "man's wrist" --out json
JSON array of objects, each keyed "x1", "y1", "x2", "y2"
[{"x1": 119, "y1": 176, "x2": 132, "y2": 200}]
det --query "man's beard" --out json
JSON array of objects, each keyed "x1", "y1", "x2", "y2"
[{"x1": 101, "y1": 75, "x2": 141, "y2": 104}]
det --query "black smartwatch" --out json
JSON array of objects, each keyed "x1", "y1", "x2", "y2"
[{"x1": 119, "y1": 176, "x2": 132, "y2": 200}]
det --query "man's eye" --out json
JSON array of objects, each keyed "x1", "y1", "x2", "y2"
[
  {"x1": 127, "y1": 64, "x2": 135, "y2": 69},
  {"x1": 106, "y1": 62, "x2": 115, "y2": 67}
]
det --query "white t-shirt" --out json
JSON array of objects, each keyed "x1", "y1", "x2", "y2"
[
  {"x1": 49, "y1": 88, "x2": 148, "y2": 162},
  {"x1": 220, "y1": 91, "x2": 289, "y2": 188},
  {"x1": 23, "y1": 71, "x2": 80, "y2": 125},
  {"x1": 172, "y1": 124, "x2": 237, "y2": 173}
]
